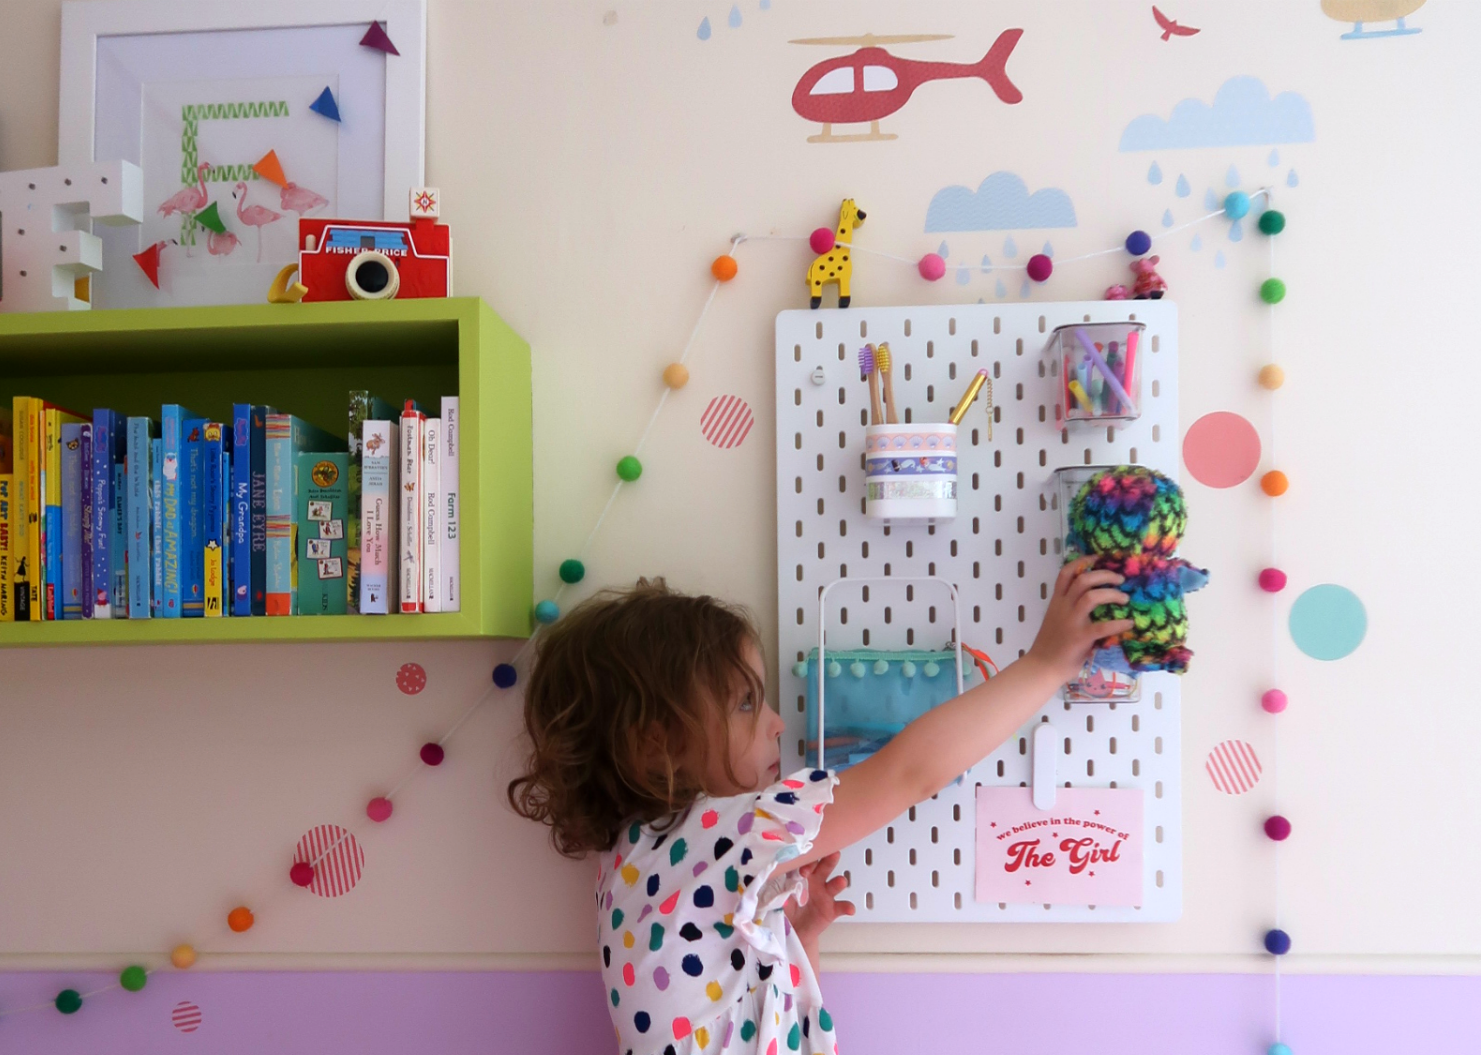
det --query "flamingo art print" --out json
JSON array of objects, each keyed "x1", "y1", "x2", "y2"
[
  {"x1": 157, "y1": 162, "x2": 211, "y2": 216},
  {"x1": 206, "y1": 229, "x2": 240, "y2": 257},
  {"x1": 233, "y1": 181, "x2": 282, "y2": 263},
  {"x1": 279, "y1": 182, "x2": 329, "y2": 216}
]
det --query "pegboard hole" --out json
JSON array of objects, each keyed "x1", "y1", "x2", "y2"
[
  {"x1": 838, "y1": 342, "x2": 846, "y2": 361},
  {"x1": 886, "y1": 826, "x2": 894, "y2": 844},
  {"x1": 996, "y1": 759, "x2": 1005, "y2": 777},
  {"x1": 816, "y1": 321, "x2": 823, "y2": 339},
  {"x1": 795, "y1": 389, "x2": 802, "y2": 406},
  {"x1": 926, "y1": 340, "x2": 935, "y2": 359},
  {"x1": 795, "y1": 476, "x2": 802, "y2": 493},
  {"x1": 1151, "y1": 380, "x2": 1160, "y2": 398},
  {"x1": 972, "y1": 472, "x2": 980, "y2": 490},
  {"x1": 904, "y1": 319, "x2": 912, "y2": 336},
  {"x1": 954, "y1": 848, "x2": 962, "y2": 865},
  {"x1": 1154, "y1": 692, "x2": 1163, "y2": 710},
  {"x1": 971, "y1": 338, "x2": 980, "y2": 357},
  {"x1": 796, "y1": 564, "x2": 803, "y2": 581},
  {"x1": 953, "y1": 804, "x2": 961, "y2": 822},
  {"x1": 860, "y1": 320, "x2": 868, "y2": 337},
  {"x1": 1038, "y1": 315, "x2": 1046, "y2": 333},
  {"x1": 1154, "y1": 736, "x2": 1163, "y2": 754},
  {"x1": 931, "y1": 871, "x2": 939, "y2": 888},
  {"x1": 971, "y1": 427, "x2": 979, "y2": 446},
  {"x1": 884, "y1": 606, "x2": 891, "y2": 623},
  {"x1": 866, "y1": 893, "x2": 874, "y2": 909},
  {"x1": 1151, "y1": 334, "x2": 1160, "y2": 352},
  {"x1": 931, "y1": 826, "x2": 939, "y2": 844},
  {"x1": 949, "y1": 362, "x2": 957, "y2": 380},
  {"x1": 993, "y1": 360, "x2": 1001, "y2": 378},
  {"x1": 926, "y1": 384, "x2": 934, "y2": 402},
  {"x1": 909, "y1": 849, "x2": 917, "y2": 865},
  {"x1": 887, "y1": 871, "x2": 895, "y2": 887},
  {"x1": 904, "y1": 363, "x2": 912, "y2": 381},
  {"x1": 865, "y1": 848, "x2": 873, "y2": 865},
  {"x1": 838, "y1": 386, "x2": 847, "y2": 406},
  {"x1": 972, "y1": 516, "x2": 980, "y2": 534},
  {"x1": 904, "y1": 408, "x2": 912, "y2": 423},
  {"x1": 1155, "y1": 781, "x2": 1163, "y2": 799},
  {"x1": 1132, "y1": 759, "x2": 1141, "y2": 776},
  {"x1": 972, "y1": 561, "x2": 980, "y2": 579},
  {"x1": 795, "y1": 520, "x2": 803, "y2": 538},
  {"x1": 816, "y1": 454, "x2": 824, "y2": 470},
  {"x1": 794, "y1": 343, "x2": 802, "y2": 362},
  {"x1": 1129, "y1": 446, "x2": 1138, "y2": 462},
  {"x1": 948, "y1": 318, "x2": 957, "y2": 336},
  {"x1": 910, "y1": 892, "x2": 917, "y2": 909},
  {"x1": 1155, "y1": 826, "x2": 1163, "y2": 844},
  {"x1": 794, "y1": 432, "x2": 802, "y2": 450},
  {"x1": 1155, "y1": 870, "x2": 1164, "y2": 888},
  {"x1": 1015, "y1": 338, "x2": 1023, "y2": 356}
]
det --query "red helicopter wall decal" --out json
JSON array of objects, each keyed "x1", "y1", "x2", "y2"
[{"x1": 790, "y1": 30, "x2": 1024, "y2": 143}]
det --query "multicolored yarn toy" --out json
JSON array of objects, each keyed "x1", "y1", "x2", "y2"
[{"x1": 1066, "y1": 465, "x2": 1208, "y2": 674}]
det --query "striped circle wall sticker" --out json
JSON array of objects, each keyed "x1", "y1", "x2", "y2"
[
  {"x1": 294, "y1": 824, "x2": 365, "y2": 898},
  {"x1": 700, "y1": 395, "x2": 755, "y2": 449},
  {"x1": 171, "y1": 1000, "x2": 202, "y2": 1033},
  {"x1": 1205, "y1": 739, "x2": 1263, "y2": 795}
]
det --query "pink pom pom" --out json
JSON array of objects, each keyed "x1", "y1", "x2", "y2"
[
  {"x1": 290, "y1": 862, "x2": 315, "y2": 887},
  {"x1": 366, "y1": 797, "x2": 394, "y2": 822},
  {"x1": 918, "y1": 253, "x2": 946, "y2": 281},
  {"x1": 420, "y1": 742, "x2": 445, "y2": 766},
  {"x1": 1264, "y1": 815, "x2": 1292, "y2": 841},
  {"x1": 1258, "y1": 568, "x2": 1287, "y2": 592},
  {"x1": 1026, "y1": 254, "x2": 1053, "y2": 282},
  {"x1": 809, "y1": 227, "x2": 836, "y2": 254},
  {"x1": 1261, "y1": 689, "x2": 1288, "y2": 714}
]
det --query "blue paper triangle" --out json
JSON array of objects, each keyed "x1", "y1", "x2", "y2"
[{"x1": 309, "y1": 86, "x2": 341, "y2": 122}]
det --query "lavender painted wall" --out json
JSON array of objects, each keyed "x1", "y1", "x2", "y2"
[{"x1": 1, "y1": 972, "x2": 1475, "y2": 1054}]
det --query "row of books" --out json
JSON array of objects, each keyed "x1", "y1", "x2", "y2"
[{"x1": 0, "y1": 394, "x2": 459, "y2": 621}]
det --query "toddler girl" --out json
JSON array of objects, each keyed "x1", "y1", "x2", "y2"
[{"x1": 510, "y1": 562, "x2": 1129, "y2": 1054}]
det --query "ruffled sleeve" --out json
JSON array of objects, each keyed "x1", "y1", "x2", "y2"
[{"x1": 733, "y1": 768, "x2": 838, "y2": 960}]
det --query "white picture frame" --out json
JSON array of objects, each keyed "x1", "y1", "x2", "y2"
[{"x1": 59, "y1": 0, "x2": 426, "y2": 308}]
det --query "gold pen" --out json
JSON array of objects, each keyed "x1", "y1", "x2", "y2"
[{"x1": 948, "y1": 369, "x2": 989, "y2": 426}]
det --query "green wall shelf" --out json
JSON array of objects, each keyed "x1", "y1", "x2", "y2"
[{"x1": 0, "y1": 298, "x2": 532, "y2": 647}]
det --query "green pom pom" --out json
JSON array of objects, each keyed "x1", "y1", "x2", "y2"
[
  {"x1": 1260, "y1": 278, "x2": 1286, "y2": 304},
  {"x1": 872, "y1": 659, "x2": 890, "y2": 675},
  {"x1": 826, "y1": 661, "x2": 841, "y2": 678},
  {"x1": 55, "y1": 989, "x2": 82, "y2": 1014},
  {"x1": 922, "y1": 661, "x2": 940, "y2": 678},
  {"x1": 791, "y1": 661, "x2": 809, "y2": 677},
  {"x1": 119, "y1": 965, "x2": 148, "y2": 992},
  {"x1": 558, "y1": 559, "x2": 585, "y2": 584},
  {"x1": 900, "y1": 661, "x2": 917, "y2": 678},
  {"x1": 616, "y1": 455, "x2": 643, "y2": 482},
  {"x1": 849, "y1": 661, "x2": 866, "y2": 678},
  {"x1": 1258, "y1": 210, "x2": 1285, "y2": 235}
]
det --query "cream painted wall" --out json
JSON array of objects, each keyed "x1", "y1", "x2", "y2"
[{"x1": 2, "y1": 0, "x2": 1479, "y2": 971}]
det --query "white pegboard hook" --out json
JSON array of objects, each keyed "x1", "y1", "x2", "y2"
[{"x1": 1032, "y1": 721, "x2": 1059, "y2": 811}]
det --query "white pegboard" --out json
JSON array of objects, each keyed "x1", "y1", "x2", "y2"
[{"x1": 774, "y1": 301, "x2": 1182, "y2": 922}]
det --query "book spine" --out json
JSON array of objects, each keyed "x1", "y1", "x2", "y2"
[
  {"x1": 80, "y1": 423, "x2": 93, "y2": 618},
  {"x1": 422, "y1": 418, "x2": 442, "y2": 614},
  {"x1": 182, "y1": 419, "x2": 205, "y2": 617},
  {"x1": 126, "y1": 419, "x2": 152, "y2": 619},
  {"x1": 346, "y1": 393, "x2": 369, "y2": 614},
  {"x1": 0, "y1": 475, "x2": 11, "y2": 622},
  {"x1": 441, "y1": 397, "x2": 460, "y2": 613},
  {"x1": 151, "y1": 438, "x2": 163, "y2": 616},
  {"x1": 108, "y1": 413, "x2": 128, "y2": 615},
  {"x1": 250, "y1": 406, "x2": 270, "y2": 616},
  {"x1": 44, "y1": 408, "x2": 60, "y2": 620},
  {"x1": 266, "y1": 414, "x2": 293, "y2": 615},
  {"x1": 297, "y1": 452, "x2": 349, "y2": 616},
  {"x1": 12, "y1": 398, "x2": 31, "y2": 621},
  {"x1": 160, "y1": 407, "x2": 184, "y2": 617},
  {"x1": 203, "y1": 423, "x2": 224, "y2": 617},
  {"x1": 359, "y1": 420, "x2": 398, "y2": 615},
  {"x1": 231, "y1": 405, "x2": 252, "y2": 616},
  {"x1": 61, "y1": 423, "x2": 83, "y2": 619},
  {"x1": 92, "y1": 411, "x2": 112, "y2": 619},
  {"x1": 220, "y1": 427, "x2": 232, "y2": 617},
  {"x1": 398, "y1": 409, "x2": 423, "y2": 613},
  {"x1": 25, "y1": 400, "x2": 40, "y2": 619}
]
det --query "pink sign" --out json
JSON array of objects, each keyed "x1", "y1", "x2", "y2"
[{"x1": 975, "y1": 787, "x2": 1144, "y2": 907}]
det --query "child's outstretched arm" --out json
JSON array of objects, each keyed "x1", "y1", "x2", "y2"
[{"x1": 788, "y1": 558, "x2": 1133, "y2": 871}]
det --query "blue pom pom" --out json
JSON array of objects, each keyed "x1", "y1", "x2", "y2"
[
  {"x1": 1264, "y1": 928, "x2": 1291, "y2": 955},
  {"x1": 534, "y1": 600, "x2": 560, "y2": 624},
  {"x1": 492, "y1": 663, "x2": 518, "y2": 689},
  {"x1": 1224, "y1": 191, "x2": 1251, "y2": 219},
  {"x1": 1269, "y1": 1044, "x2": 1293, "y2": 1055},
  {"x1": 1124, "y1": 230, "x2": 1151, "y2": 256}
]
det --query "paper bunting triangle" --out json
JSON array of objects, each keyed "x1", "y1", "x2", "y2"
[
  {"x1": 133, "y1": 243, "x2": 162, "y2": 288},
  {"x1": 193, "y1": 201, "x2": 227, "y2": 234},
  {"x1": 360, "y1": 21, "x2": 400, "y2": 55},
  {"x1": 252, "y1": 149, "x2": 287, "y2": 187},
  {"x1": 309, "y1": 87, "x2": 341, "y2": 122}
]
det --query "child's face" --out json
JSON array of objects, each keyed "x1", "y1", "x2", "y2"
[{"x1": 703, "y1": 639, "x2": 785, "y2": 795}]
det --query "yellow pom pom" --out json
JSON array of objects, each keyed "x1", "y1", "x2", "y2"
[
  {"x1": 1258, "y1": 364, "x2": 1285, "y2": 390},
  {"x1": 170, "y1": 944, "x2": 197, "y2": 969},
  {"x1": 663, "y1": 363, "x2": 689, "y2": 389}
]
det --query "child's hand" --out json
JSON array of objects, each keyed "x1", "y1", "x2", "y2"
[
  {"x1": 784, "y1": 852, "x2": 854, "y2": 951},
  {"x1": 1026, "y1": 557, "x2": 1134, "y2": 683}
]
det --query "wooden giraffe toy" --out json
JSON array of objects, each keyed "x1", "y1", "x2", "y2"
[{"x1": 807, "y1": 198, "x2": 865, "y2": 309}]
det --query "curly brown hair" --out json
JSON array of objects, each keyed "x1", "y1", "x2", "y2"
[{"x1": 507, "y1": 578, "x2": 766, "y2": 858}]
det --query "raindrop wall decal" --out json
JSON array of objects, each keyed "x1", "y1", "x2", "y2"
[
  {"x1": 995, "y1": 278, "x2": 1007, "y2": 297},
  {"x1": 1268, "y1": 148, "x2": 1280, "y2": 166},
  {"x1": 1228, "y1": 219, "x2": 1244, "y2": 242},
  {"x1": 1225, "y1": 164, "x2": 1241, "y2": 187},
  {"x1": 956, "y1": 267, "x2": 971, "y2": 285},
  {"x1": 1214, "y1": 250, "x2": 1227, "y2": 269},
  {"x1": 1148, "y1": 162, "x2": 1163, "y2": 185},
  {"x1": 1287, "y1": 169, "x2": 1300, "y2": 187},
  {"x1": 1019, "y1": 278, "x2": 1032, "y2": 298},
  {"x1": 1175, "y1": 174, "x2": 1190, "y2": 198},
  {"x1": 980, "y1": 255, "x2": 992, "y2": 272},
  {"x1": 1042, "y1": 241, "x2": 1054, "y2": 257},
  {"x1": 1162, "y1": 209, "x2": 1174, "y2": 228},
  {"x1": 728, "y1": 4, "x2": 742, "y2": 27},
  {"x1": 1002, "y1": 236, "x2": 1018, "y2": 258},
  {"x1": 1191, "y1": 234, "x2": 1203, "y2": 251},
  {"x1": 1204, "y1": 188, "x2": 1221, "y2": 211},
  {"x1": 697, "y1": 16, "x2": 711, "y2": 38},
  {"x1": 937, "y1": 240, "x2": 950, "y2": 258}
]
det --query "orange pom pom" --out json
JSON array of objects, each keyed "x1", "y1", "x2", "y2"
[
  {"x1": 1261, "y1": 470, "x2": 1288, "y2": 496},
  {"x1": 227, "y1": 906, "x2": 255, "y2": 933},
  {"x1": 710, "y1": 255, "x2": 737, "y2": 282}
]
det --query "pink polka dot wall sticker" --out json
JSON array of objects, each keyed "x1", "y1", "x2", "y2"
[
  {"x1": 700, "y1": 395, "x2": 754, "y2": 449},
  {"x1": 1182, "y1": 411, "x2": 1262, "y2": 488},
  {"x1": 395, "y1": 662, "x2": 427, "y2": 694},
  {"x1": 292, "y1": 824, "x2": 365, "y2": 897}
]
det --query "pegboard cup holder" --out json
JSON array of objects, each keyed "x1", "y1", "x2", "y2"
[
  {"x1": 814, "y1": 576, "x2": 965, "y2": 769},
  {"x1": 863, "y1": 422, "x2": 958, "y2": 522},
  {"x1": 1051, "y1": 322, "x2": 1145, "y2": 425}
]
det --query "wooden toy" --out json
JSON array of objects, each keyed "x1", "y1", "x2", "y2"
[
  {"x1": 807, "y1": 198, "x2": 865, "y2": 308},
  {"x1": 0, "y1": 159, "x2": 143, "y2": 312}
]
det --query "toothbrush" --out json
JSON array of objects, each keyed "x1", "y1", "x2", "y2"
[
  {"x1": 875, "y1": 342, "x2": 899, "y2": 424},
  {"x1": 859, "y1": 344, "x2": 884, "y2": 425}
]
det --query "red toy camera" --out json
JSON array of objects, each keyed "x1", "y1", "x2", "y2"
[{"x1": 298, "y1": 189, "x2": 451, "y2": 302}]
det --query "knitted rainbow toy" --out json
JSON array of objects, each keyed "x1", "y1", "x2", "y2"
[{"x1": 1065, "y1": 466, "x2": 1208, "y2": 674}]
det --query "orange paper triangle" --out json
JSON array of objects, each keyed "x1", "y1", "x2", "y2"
[{"x1": 252, "y1": 150, "x2": 287, "y2": 187}]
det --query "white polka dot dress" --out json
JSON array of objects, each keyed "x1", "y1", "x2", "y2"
[{"x1": 597, "y1": 769, "x2": 840, "y2": 1055}]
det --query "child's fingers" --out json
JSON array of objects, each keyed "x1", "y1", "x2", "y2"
[
  {"x1": 825, "y1": 875, "x2": 849, "y2": 895},
  {"x1": 1066, "y1": 569, "x2": 1126, "y2": 602},
  {"x1": 1075, "y1": 588, "x2": 1130, "y2": 618},
  {"x1": 836, "y1": 900, "x2": 856, "y2": 916},
  {"x1": 1096, "y1": 618, "x2": 1135, "y2": 638},
  {"x1": 1053, "y1": 557, "x2": 1096, "y2": 596}
]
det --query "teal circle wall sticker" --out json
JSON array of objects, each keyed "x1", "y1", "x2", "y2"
[{"x1": 1289, "y1": 584, "x2": 1367, "y2": 660}]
